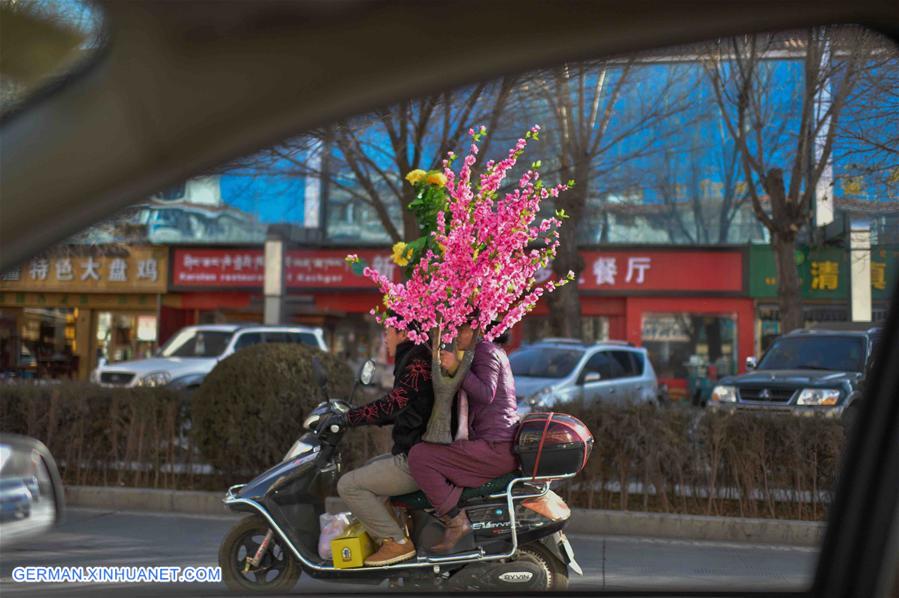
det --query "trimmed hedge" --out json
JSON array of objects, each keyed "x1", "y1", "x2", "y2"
[
  {"x1": 559, "y1": 400, "x2": 846, "y2": 520},
  {"x1": 0, "y1": 377, "x2": 846, "y2": 520},
  {"x1": 0, "y1": 382, "x2": 187, "y2": 488},
  {"x1": 190, "y1": 343, "x2": 355, "y2": 477}
]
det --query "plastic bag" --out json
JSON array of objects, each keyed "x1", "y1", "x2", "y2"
[{"x1": 318, "y1": 512, "x2": 352, "y2": 560}]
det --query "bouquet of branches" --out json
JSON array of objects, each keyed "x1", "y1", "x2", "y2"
[{"x1": 347, "y1": 125, "x2": 574, "y2": 443}]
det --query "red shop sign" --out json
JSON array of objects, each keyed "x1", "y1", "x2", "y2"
[
  {"x1": 171, "y1": 248, "x2": 399, "y2": 289},
  {"x1": 571, "y1": 250, "x2": 744, "y2": 292}
]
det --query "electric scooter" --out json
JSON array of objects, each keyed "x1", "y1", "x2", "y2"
[{"x1": 218, "y1": 359, "x2": 584, "y2": 592}]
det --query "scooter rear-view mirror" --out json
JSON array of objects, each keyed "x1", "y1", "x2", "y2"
[{"x1": 359, "y1": 360, "x2": 375, "y2": 386}]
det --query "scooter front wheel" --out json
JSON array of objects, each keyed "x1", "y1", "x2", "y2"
[{"x1": 219, "y1": 514, "x2": 301, "y2": 593}]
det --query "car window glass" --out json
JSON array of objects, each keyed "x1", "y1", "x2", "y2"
[
  {"x1": 758, "y1": 336, "x2": 866, "y2": 371},
  {"x1": 264, "y1": 332, "x2": 290, "y2": 344},
  {"x1": 290, "y1": 333, "x2": 320, "y2": 347},
  {"x1": 609, "y1": 350, "x2": 639, "y2": 377},
  {"x1": 233, "y1": 332, "x2": 263, "y2": 350},
  {"x1": 159, "y1": 330, "x2": 232, "y2": 358},
  {"x1": 510, "y1": 347, "x2": 583, "y2": 379},
  {"x1": 583, "y1": 351, "x2": 619, "y2": 380},
  {"x1": 630, "y1": 351, "x2": 646, "y2": 376}
]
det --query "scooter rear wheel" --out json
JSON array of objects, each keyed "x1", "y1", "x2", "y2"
[
  {"x1": 517, "y1": 542, "x2": 569, "y2": 591},
  {"x1": 219, "y1": 514, "x2": 301, "y2": 593}
]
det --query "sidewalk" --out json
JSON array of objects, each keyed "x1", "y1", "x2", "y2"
[{"x1": 65, "y1": 485, "x2": 825, "y2": 546}]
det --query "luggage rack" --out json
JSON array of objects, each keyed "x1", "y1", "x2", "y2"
[{"x1": 223, "y1": 472, "x2": 577, "y2": 574}]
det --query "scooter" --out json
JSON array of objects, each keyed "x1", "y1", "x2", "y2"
[{"x1": 218, "y1": 359, "x2": 584, "y2": 592}]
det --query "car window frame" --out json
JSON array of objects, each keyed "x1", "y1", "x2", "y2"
[{"x1": 3, "y1": 4, "x2": 899, "y2": 596}]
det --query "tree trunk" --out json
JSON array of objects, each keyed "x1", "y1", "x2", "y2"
[
  {"x1": 772, "y1": 234, "x2": 803, "y2": 333},
  {"x1": 547, "y1": 161, "x2": 589, "y2": 338},
  {"x1": 422, "y1": 337, "x2": 476, "y2": 444}
]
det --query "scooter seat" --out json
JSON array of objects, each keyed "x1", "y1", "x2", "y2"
[{"x1": 390, "y1": 472, "x2": 519, "y2": 510}]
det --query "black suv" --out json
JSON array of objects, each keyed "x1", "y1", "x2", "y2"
[{"x1": 710, "y1": 326, "x2": 881, "y2": 420}]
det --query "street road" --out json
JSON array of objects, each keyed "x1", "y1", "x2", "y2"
[{"x1": 0, "y1": 508, "x2": 818, "y2": 595}]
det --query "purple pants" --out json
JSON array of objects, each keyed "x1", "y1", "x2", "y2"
[{"x1": 407, "y1": 439, "x2": 518, "y2": 517}]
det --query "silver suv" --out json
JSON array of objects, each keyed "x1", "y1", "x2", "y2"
[
  {"x1": 510, "y1": 338, "x2": 658, "y2": 414},
  {"x1": 92, "y1": 324, "x2": 327, "y2": 390}
]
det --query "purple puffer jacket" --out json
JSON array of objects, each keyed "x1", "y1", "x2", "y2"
[{"x1": 460, "y1": 340, "x2": 520, "y2": 443}]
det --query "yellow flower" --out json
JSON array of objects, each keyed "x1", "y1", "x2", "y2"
[
  {"x1": 405, "y1": 169, "x2": 427, "y2": 185},
  {"x1": 427, "y1": 171, "x2": 448, "y2": 187},
  {"x1": 392, "y1": 242, "x2": 410, "y2": 266}
]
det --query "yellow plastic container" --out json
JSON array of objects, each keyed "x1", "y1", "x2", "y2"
[{"x1": 330, "y1": 522, "x2": 375, "y2": 569}]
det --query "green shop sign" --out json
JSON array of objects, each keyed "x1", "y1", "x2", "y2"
[{"x1": 749, "y1": 245, "x2": 897, "y2": 301}]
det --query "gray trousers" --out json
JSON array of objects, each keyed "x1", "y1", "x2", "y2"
[{"x1": 336, "y1": 453, "x2": 419, "y2": 542}]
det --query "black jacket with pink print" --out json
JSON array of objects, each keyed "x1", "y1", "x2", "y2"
[{"x1": 346, "y1": 340, "x2": 434, "y2": 456}]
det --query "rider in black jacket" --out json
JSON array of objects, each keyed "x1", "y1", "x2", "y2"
[
  {"x1": 334, "y1": 323, "x2": 435, "y2": 566},
  {"x1": 346, "y1": 339, "x2": 434, "y2": 455}
]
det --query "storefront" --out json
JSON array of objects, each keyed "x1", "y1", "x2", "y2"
[
  {"x1": 0, "y1": 247, "x2": 168, "y2": 380},
  {"x1": 748, "y1": 244, "x2": 897, "y2": 353},
  {"x1": 162, "y1": 245, "x2": 753, "y2": 398},
  {"x1": 163, "y1": 247, "x2": 400, "y2": 364},
  {"x1": 522, "y1": 247, "x2": 754, "y2": 400}
]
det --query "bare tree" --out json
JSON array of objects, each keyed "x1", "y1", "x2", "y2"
[
  {"x1": 703, "y1": 28, "x2": 878, "y2": 332},
  {"x1": 653, "y1": 128, "x2": 758, "y2": 244},
  {"x1": 525, "y1": 59, "x2": 695, "y2": 337},
  {"x1": 229, "y1": 77, "x2": 518, "y2": 243},
  {"x1": 833, "y1": 46, "x2": 899, "y2": 199}
]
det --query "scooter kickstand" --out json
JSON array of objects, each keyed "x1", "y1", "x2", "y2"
[{"x1": 246, "y1": 530, "x2": 274, "y2": 570}]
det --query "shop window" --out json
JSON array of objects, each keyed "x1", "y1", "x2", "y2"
[
  {"x1": 16, "y1": 308, "x2": 78, "y2": 379},
  {"x1": 641, "y1": 313, "x2": 736, "y2": 380},
  {"x1": 96, "y1": 312, "x2": 158, "y2": 363}
]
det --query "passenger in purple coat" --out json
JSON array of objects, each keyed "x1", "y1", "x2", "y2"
[{"x1": 407, "y1": 325, "x2": 520, "y2": 553}]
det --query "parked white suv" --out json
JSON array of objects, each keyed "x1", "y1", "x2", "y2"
[{"x1": 91, "y1": 324, "x2": 327, "y2": 390}]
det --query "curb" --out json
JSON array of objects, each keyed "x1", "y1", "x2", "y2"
[
  {"x1": 66, "y1": 486, "x2": 230, "y2": 516},
  {"x1": 66, "y1": 486, "x2": 824, "y2": 546},
  {"x1": 567, "y1": 508, "x2": 824, "y2": 546}
]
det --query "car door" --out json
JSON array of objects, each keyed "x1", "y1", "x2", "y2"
[{"x1": 578, "y1": 350, "x2": 623, "y2": 404}]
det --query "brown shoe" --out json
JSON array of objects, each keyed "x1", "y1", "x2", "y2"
[
  {"x1": 364, "y1": 537, "x2": 416, "y2": 566},
  {"x1": 430, "y1": 510, "x2": 471, "y2": 553}
]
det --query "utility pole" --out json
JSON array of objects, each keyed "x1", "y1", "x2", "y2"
[
  {"x1": 263, "y1": 227, "x2": 285, "y2": 325},
  {"x1": 849, "y1": 216, "x2": 872, "y2": 322}
]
